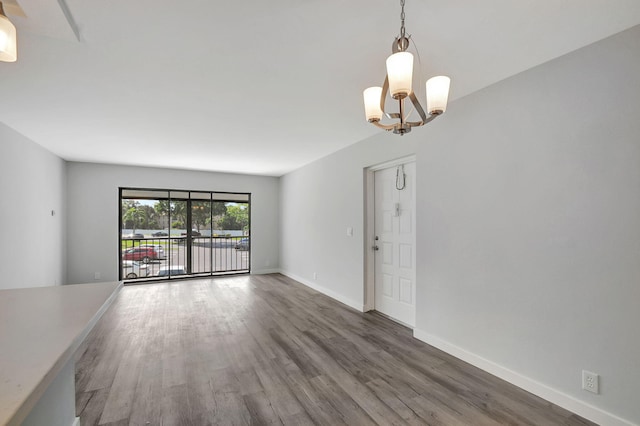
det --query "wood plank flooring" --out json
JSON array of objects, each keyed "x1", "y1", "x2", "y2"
[{"x1": 75, "y1": 274, "x2": 596, "y2": 425}]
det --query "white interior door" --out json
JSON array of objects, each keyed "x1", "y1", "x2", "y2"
[{"x1": 374, "y1": 162, "x2": 416, "y2": 327}]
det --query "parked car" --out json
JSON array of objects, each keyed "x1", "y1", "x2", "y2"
[
  {"x1": 235, "y1": 238, "x2": 250, "y2": 251},
  {"x1": 122, "y1": 260, "x2": 150, "y2": 279},
  {"x1": 152, "y1": 231, "x2": 169, "y2": 237},
  {"x1": 122, "y1": 247, "x2": 158, "y2": 263},
  {"x1": 156, "y1": 266, "x2": 187, "y2": 277},
  {"x1": 123, "y1": 233, "x2": 145, "y2": 240},
  {"x1": 180, "y1": 230, "x2": 201, "y2": 237},
  {"x1": 139, "y1": 244, "x2": 166, "y2": 259}
]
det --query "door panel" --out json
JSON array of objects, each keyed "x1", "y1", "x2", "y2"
[{"x1": 374, "y1": 162, "x2": 416, "y2": 326}]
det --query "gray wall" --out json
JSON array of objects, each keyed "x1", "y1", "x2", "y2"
[
  {"x1": 0, "y1": 123, "x2": 67, "y2": 289},
  {"x1": 66, "y1": 162, "x2": 279, "y2": 284},
  {"x1": 415, "y1": 25, "x2": 640, "y2": 424},
  {"x1": 279, "y1": 25, "x2": 640, "y2": 424}
]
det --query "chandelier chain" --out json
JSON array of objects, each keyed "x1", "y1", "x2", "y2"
[{"x1": 400, "y1": 0, "x2": 406, "y2": 39}]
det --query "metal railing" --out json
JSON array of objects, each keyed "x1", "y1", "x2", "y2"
[{"x1": 120, "y1": 235, "x2": 250, "y2": 281}]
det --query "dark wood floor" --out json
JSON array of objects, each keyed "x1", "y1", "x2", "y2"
[{"x1": 75, "y1": 274, "x2": 595, "y2": 425}]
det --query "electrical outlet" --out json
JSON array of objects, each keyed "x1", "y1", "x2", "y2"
[
  {"x1": 94, "y1": 272, "x2": 101, "y2": 280},
  {"x1": 582, "y1": 370, "x2": 599, "y2": 394}
]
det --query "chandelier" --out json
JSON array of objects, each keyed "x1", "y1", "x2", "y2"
[{"x1": 363, "y1": 0, "x2": 450, "y2": 135}]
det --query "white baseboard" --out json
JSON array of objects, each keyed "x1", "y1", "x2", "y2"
[
  {"x1": 413, "y1": 329, "x2": 637, "y2": 426},
  {"x1": 279, "y1": 270, "x2": 364, "y2": 312}
]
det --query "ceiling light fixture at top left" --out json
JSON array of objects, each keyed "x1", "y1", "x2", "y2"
[{"x1": 0, "y1": 1, "x2": 17, "y2": 62}]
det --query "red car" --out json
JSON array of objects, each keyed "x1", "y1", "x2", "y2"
[{"x1": 122, "y1": 247, "x2": 158, "y2": 264}]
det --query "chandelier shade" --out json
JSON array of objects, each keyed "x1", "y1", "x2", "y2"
[
  {"x1": 426, "y1": 76, "x2": 451, "y2": 114},
  {"x1": 0, "y1": 2, "x2": 16, "y2": 62},
  {"x1": 363, "y1": 87, "x2": 384, "y2": 121},
  {"x1": 386, "y1": 52, "x2": 413, "y2": 99},
  {"x1": 362, "y1": 0, "x2": 450, "y2": 135}
]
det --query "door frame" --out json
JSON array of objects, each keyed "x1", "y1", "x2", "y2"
[{"x1": 364, "y1": 154, "x2": 416, "y2": 312}]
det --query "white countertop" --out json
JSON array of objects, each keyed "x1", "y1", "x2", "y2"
[{"x1": 0, "y1": 281, "x2": 122, "y2": 426}]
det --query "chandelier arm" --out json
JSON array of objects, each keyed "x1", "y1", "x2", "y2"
[
  {"x1": 406, "y1": 113, "x2": 439, "y2": 128},
  {"x1": 382, "y1": 78, "x2": 402, "y2": 120},
  {"x1": 381, "y1": 76, "x2": 401, "y2": 120},
  {"x1": 371, "y1": 121, "x2": 396, "y2": 132},
  {"x1": 406, "y1": 94, "x2": 443, "y2": 127},
  {"x1": 424, "y1": 113, "x2": 440, "y2": 123},
  {"x1": 406, "y1": 91, "x2": 427, "y2": 125}
]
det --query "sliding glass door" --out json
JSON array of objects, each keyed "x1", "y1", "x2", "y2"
[{"x1": 119, "y1": 188, "x2": 250, "y2": 282}]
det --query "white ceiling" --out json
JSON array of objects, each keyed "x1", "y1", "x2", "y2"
[{"x1": 1, "y1": 1, "x2": 640, "y2": 176}]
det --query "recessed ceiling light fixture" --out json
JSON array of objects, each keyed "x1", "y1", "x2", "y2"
[
  {"x1": 0, "y1": 1, "x2": 16, "y2": 62},
  {"x1": 363, "y1": 0, "x2": 450, "y2": 135}
]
